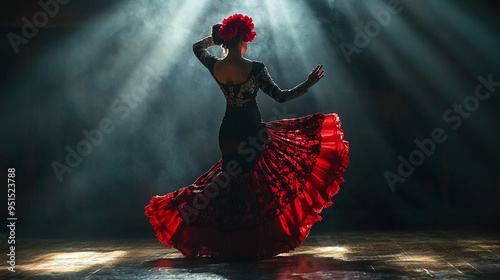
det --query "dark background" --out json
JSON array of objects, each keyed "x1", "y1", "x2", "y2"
[{"x1": 1, "y1": 0, "x2": 499, "y2": 239}]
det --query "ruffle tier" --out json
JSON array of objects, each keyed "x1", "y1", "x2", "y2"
[{"x1": 145, "y1": 112, "x2": 349, "y2": 259}]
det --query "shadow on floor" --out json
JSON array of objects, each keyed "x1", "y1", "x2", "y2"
[{"x1": 141, "y1": 254, "x2": 401, "y2": 279}]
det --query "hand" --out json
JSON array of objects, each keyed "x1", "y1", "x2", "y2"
[{"x1": 306, "y1": 65, "x2": 325, "y2": 88}]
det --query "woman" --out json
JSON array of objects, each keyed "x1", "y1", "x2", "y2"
[{"x1": 145, "y1": 14, "x2": 349, "y2": 259}]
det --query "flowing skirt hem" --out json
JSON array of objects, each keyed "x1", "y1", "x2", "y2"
[{"x1": 144, "y1": 113, "x2": 349, "y2": 258}]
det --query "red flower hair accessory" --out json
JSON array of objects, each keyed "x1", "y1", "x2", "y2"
[{"x1": 218, "y1": 14, "x2": 257, "y2": 42}]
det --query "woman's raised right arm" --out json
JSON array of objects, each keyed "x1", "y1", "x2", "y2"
[{"x1": 193, "y1": 36, "x2": 218, "y2": 70}]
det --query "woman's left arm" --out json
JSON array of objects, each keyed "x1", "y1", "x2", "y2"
[
  {"x1": 258, "y1": 64, "x2": 310, "y2": 103},
  {"x1": 193, "y1": 36, "x2": 219, "y2": 70},
  {"x1": 258, "y1": 64, "x2": 324, "y2": 103}
]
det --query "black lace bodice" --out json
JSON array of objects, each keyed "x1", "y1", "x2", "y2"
[
  {"x1": 193, "y1": 36, "x2": 309, "y2": 107},
  {"x1": 143, "y1": 36, "x2": 349, "y2": 257}
]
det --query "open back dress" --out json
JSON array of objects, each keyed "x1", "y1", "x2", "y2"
[{"x1": 144, "y1": 36, "x2": 349, "y2": 259}]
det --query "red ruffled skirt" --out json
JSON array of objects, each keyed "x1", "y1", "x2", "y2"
[{"x1": 145, "y1": 112, "x2": 349, "y2": 259}]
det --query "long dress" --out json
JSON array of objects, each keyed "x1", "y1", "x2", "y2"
[{"x1": 144, "y1": 36, "x2": 349, "y2": 259}]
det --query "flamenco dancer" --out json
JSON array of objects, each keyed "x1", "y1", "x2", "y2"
[{"x1": 145, "y1": 14, "x2": 349, "y2": 259}]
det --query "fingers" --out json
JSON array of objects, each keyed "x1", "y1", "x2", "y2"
[
  {"x1": 307, "y1": 64, "x2": 325, "y2": 87},
  {"x1": 313, "y1": 64, "x2": 323, "y2": 74},
  {"x1": 313, "y1": 65, "x2": 324, "y2": 79}
]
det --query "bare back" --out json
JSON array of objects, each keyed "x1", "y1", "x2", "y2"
[{"x1": 213, "y1": 58, "x2": 253, "y2": 85}]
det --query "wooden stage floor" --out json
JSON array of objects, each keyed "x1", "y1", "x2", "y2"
[{"x1": 2, "y1": 230, "x2": 500, "y2": 279}]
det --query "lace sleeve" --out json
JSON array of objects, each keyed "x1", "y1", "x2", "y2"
[
  {"x1": 193, "y1": 36, "x2": 218, "y2": 70},
  {"x1": 257, "y1": 65, "x2": 309, "y2": 103}
]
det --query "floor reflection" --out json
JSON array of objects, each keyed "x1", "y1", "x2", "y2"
[
  {"x1": 24, "y1": 251, "x2": 127, "y2": 273},
  {"x1": 1, "y1": 230, "x2": 499, "y2": 279}
]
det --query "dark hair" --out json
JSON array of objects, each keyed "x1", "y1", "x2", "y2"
[{"x1": 212, "y1": 23, "x2": 241, "y2": 49}]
